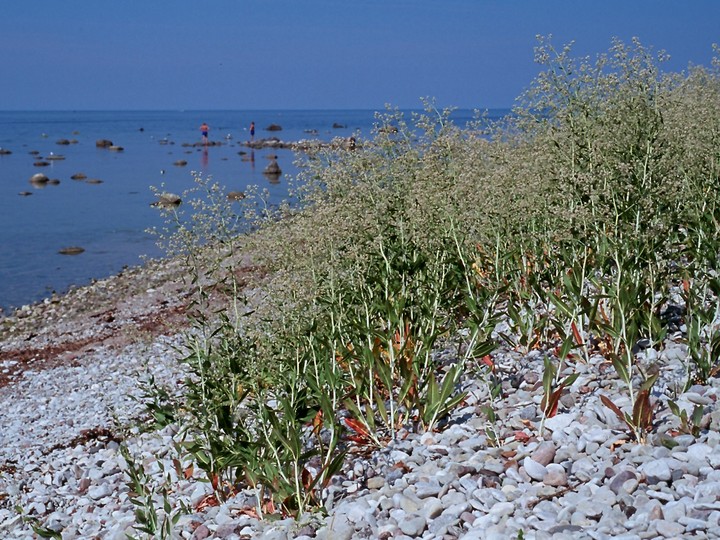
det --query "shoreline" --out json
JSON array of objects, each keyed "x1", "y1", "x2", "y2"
[{"x1": 0, "y1": 256, "x2": 192, "y2": 389}]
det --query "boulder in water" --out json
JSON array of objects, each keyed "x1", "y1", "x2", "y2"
[
  {"x1": 29, "y1": 173, "x2": 49, "y2": 185},
  {"x1": 264, "y1": 159, "x2": 282, "y2": 176},
  {"x1": 59, "y1": 246, "x2": 85, "y2": 255},
  {"x1": 152, "y1": 193, "x2": 182, "y2": 208}
]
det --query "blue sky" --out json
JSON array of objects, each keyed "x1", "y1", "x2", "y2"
[{"x1": 2, "y1": 1, "x2": 718, "y2": 110}]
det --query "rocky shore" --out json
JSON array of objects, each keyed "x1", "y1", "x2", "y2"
[{"x1": 2, "y1": 258, "x2": 720, "y2": 539}]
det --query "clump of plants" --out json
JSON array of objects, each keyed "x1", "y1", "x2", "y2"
[{"x1": 127, "y1": 35, "x2": 720, "y2": 534}]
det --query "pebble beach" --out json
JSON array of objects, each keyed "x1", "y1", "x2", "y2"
[{"x1": 1, "y1": 256, "x2": 720, "y2": 539}]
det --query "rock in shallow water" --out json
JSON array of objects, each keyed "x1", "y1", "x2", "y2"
[{"x1": 58, "y1": 246, "x2": 85, "y2": 255}]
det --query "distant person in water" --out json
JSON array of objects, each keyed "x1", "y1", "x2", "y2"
[
  {"x1": 200, "y1": 122, "x2": 209, "y2": 145},
  {"x1": 249, "y1": 121, "x2": 255, "y2": 141}
]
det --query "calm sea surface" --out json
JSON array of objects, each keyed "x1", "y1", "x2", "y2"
[{"x1": 0, "y1": 109, "x2": 506, "y2": 313}]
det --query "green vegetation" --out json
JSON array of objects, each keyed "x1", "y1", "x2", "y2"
[{"x1": 138, "y1": 36, "x2": 720, "y2": 523}]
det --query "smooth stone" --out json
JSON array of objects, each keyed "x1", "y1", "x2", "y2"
[
  {"x1": 421, "y1": 497, "x2": 444, "y2": 520},
  {"x1": 680, "y1": 517, "x2": 708, "y2": 531},
  {"x1": 638, "y1": 460, "x2": 672, "y2": 482},
  {"x1": 523, "y1": 457, "x2": 547, "y2": 481},
  {"x1": 398, "y1": 515, "x2": 427, "y2": 537},
  {"x1": 489, "y1": 501, "x2": 514, "y2": 518},
  {"x1": 661, "y1": 501, "x2": 686, "y2": 522},
  {"x1": 687, "y1": 443, "x2": 713, "y2": 463},
  {"x1": 583, "y1": 426, "x2": 611, "y2": 443},
  {"x1": 544, "y1": 413, "x2": 575, "y2": 432},
  {"x1": 320, "y1": 513, "x2": 354, "y2": 540},
  {"x1": 655, "y1": 520, "x2": 685, "y2": 537},
  {"x1": 367, "y1": 476, "x2": 385, "y2": 490},
  {"x1": 685, "y1": 392, "x2": 712, "y2": 405},
  {"x1": 415, "y1": 480, "x2": 440, "y2": 499},
  {"x1": 609, "y1": 469, "x2": 637, "y2": 494},
  {"x1": 576, "y1": 499, "x2": 603, "y2": 519},
  {"x1": 393, "y1": 493, "x2": 421, "y2": 514},
  {"x1": 531, "y1": 441, "x2": 557, "y2": 466},
  {"x1": 543, "y1": 464, "x2": 568, "y2": 486}
]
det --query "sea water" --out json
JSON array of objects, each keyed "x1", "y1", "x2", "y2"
[{"x1": 0, "y1": 109, "x2": 505, "y2": 312}]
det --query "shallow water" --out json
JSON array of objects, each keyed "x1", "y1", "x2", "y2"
[{"x1": 0, "y1": 109, "x2": 504, "y2": 312}]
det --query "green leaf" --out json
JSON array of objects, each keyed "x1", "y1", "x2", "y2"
[
  {"x1": 542, "y1": 356, "x2": 555, "y2": 397},
  {"x1": 550, "y1": 292, "x2": 574, "y2": 318},
  {"x1": 691, "y1": 404, "x2": 704, "y2": 428},
  {"x1": 562, "y1": 372, "x2": 580, "y2": 388},
  {"x1": 558, "y1": 334, "x2": 574, "y2": 362},
  {"x1": 426, "y1": 372, "x2": 440, "y2": 411},
  {"x1": 610, "y1": 353, "x2": 631, "y2": 384},
  {"x1": 374, "y1": 391, "x2": 388, "y2": 425}
]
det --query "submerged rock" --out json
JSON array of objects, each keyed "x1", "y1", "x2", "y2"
[{"x1": 58, "y1": 246, "x2": 85, "y2": 255}]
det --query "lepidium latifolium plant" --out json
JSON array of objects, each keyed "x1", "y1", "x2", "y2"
[{"x1": 125, "y1": 37, "x2": 720, "y2": 535}]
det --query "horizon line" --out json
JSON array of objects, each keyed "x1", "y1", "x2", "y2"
[{"x1": 0, "y1": 106, "x2": 514, "y2": 113}]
